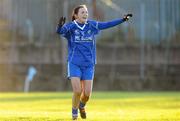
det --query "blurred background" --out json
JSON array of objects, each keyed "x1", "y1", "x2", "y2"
[{"x1": 0, "y1": 0, "x2": 180, "y2": 92}]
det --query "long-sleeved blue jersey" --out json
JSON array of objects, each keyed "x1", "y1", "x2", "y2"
[{"x1": 56, "y1": 19, "x2": 125, "y2": 66}]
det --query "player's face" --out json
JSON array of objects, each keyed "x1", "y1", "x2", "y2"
[{"x1": 76, "y1": 7, "x2": 88, "y2": 23}]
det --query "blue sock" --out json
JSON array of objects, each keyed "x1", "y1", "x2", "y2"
[
  {"x1": 79, "y1": 101, "x2": 86, "y2": 109},
  {"x1": 72, "y1": 108, "x2": 78, "y2": 116}
]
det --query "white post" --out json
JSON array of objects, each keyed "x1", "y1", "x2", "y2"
[
  {"x1": 24, "y1": 66, "x2": 37, "y2": 93},
  {"x1": 24, "y1": 77, "x2": 30, "y2": 93}
]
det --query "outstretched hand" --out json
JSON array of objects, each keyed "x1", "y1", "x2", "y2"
[
  {"x1": 58, "y1": 16, "x2": 66, "y2": 27},
  {"x1": 123, "y1": 14, "x2": 133, "y2": 21}
]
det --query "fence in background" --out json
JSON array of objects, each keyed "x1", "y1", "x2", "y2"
[{"x1": 0, "y1": 0, "x2": 180, "y2": 91}]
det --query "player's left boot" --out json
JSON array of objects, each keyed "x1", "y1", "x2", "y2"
[
  {"x1": 79, "y1": 107, "x2": 86, "y2": 119},
  {"x1": 72, "y1": 115, "x2": 78, "y2": 120},
  {"x1": 72, "y1": 108, "x2": 78, "y2": 120}
]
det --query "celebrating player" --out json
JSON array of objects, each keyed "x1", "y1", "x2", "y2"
[{"x1": 56, "y1": 4, "x2": 132, "y2": 120}]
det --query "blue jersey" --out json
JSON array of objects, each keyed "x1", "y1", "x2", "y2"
[{"x1": 56, "y1": 19, "x2": 125, "y2": 66}]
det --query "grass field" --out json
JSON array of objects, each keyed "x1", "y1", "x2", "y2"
[{"x1": 0, "y1": 92, "x2": 180, "y2": 121}]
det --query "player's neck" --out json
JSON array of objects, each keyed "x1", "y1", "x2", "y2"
[{"x1": 75, "y1": 19, "x2": 86, "y2": 24}]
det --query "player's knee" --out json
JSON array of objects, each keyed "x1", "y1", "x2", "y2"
[
  {"x1": 73, "y1": 90, "x2": 81, "y2": 97},
  {"x1": 84, "y1": 89, "x2": 91, "y2": 97},
  {"x1": 83, "y1": 94, "x2": 89, "y2": 102},
  {"x1": 71, "y1": 77, "x2": 82, "y2": 96}
]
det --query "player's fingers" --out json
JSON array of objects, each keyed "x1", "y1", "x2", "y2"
[
  {"x1": 123, "y1": 15, "x2": 128, "y2": 21},
  {"x1": 59, "y1": 17, "x2": 63, "y2": 24},
  {"x1": 63, "y1": 17, "x2": 66, "y2": 24},
  {"x1": 60, "y1": 16, "x2": 63, "y2": 21},
  {"x1": 127, "y1": 14, "x2": 133, "y2": 17}
]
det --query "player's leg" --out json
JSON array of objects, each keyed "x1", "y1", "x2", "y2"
[
  {"x1": 79, "y1": 80, "x2": 93, "y2": 119},
  {"x1": 79, "y1": 65, "x2": 94, "y2": 119},
  {"x1": 71, "y1": 77, "x2": 81, "y2": 120},
  {"x1": 67, "y1": 62, "x2": 82, "y2": 120},
  {"x1": 80, "y1": 80, "x2": 92, "y2": 105}
]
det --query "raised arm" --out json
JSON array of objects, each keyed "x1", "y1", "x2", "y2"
[
  {"x1": 97, "y1": 14, "x2": 133, "y2": 30},
  {"x1": 56, "y1": 24, "x2": 69, "y2": 35},
  {"x1": 56, "y1": 16, "x2": 68, "y2": 35},
  {"x1": 97, "y1": 18, "x2": 125, "y2": 30}
]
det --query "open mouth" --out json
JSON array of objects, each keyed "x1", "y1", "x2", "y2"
[{"x1": 82, "y1": 16, "x2": 87, "y2": 19}]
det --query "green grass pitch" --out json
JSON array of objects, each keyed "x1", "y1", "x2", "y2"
[{"x1": 0, "y1": 92, "x2": 180, "y2": 121}]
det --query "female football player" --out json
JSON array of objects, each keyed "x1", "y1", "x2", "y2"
[{"x1": 56, "y1": 4, "x2": 132, "y2": 120}]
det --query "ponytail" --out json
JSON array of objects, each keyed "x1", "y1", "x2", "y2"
[{"x1": 72, "y1": 14, "x2": 76, "y2": 21}]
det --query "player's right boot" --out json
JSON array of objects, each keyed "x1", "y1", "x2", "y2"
[{"x1": 79, "y1": 107, "x2": 86, "y2": 119}]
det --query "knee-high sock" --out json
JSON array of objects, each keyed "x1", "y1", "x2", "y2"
[
  {"x1": 72, "y1": 108, "x2": 78, "y2": 117},
  {"x1": 80, "y1": 94, "x2": 89, "y2": 108}
]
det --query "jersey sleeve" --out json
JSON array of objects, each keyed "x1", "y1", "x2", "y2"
[
  {"x1": 56, "y1": 22, "x2": 74, "y2": 38},
  {"x1": 88, "y1": 20, "x2": 100, "y2": 35},
  {"x1": 97, "y1": 18, "x2": 125, "y2": 30},
  {"x1": 56, "y1": 24, "x2": 70, "y2": 37}
]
